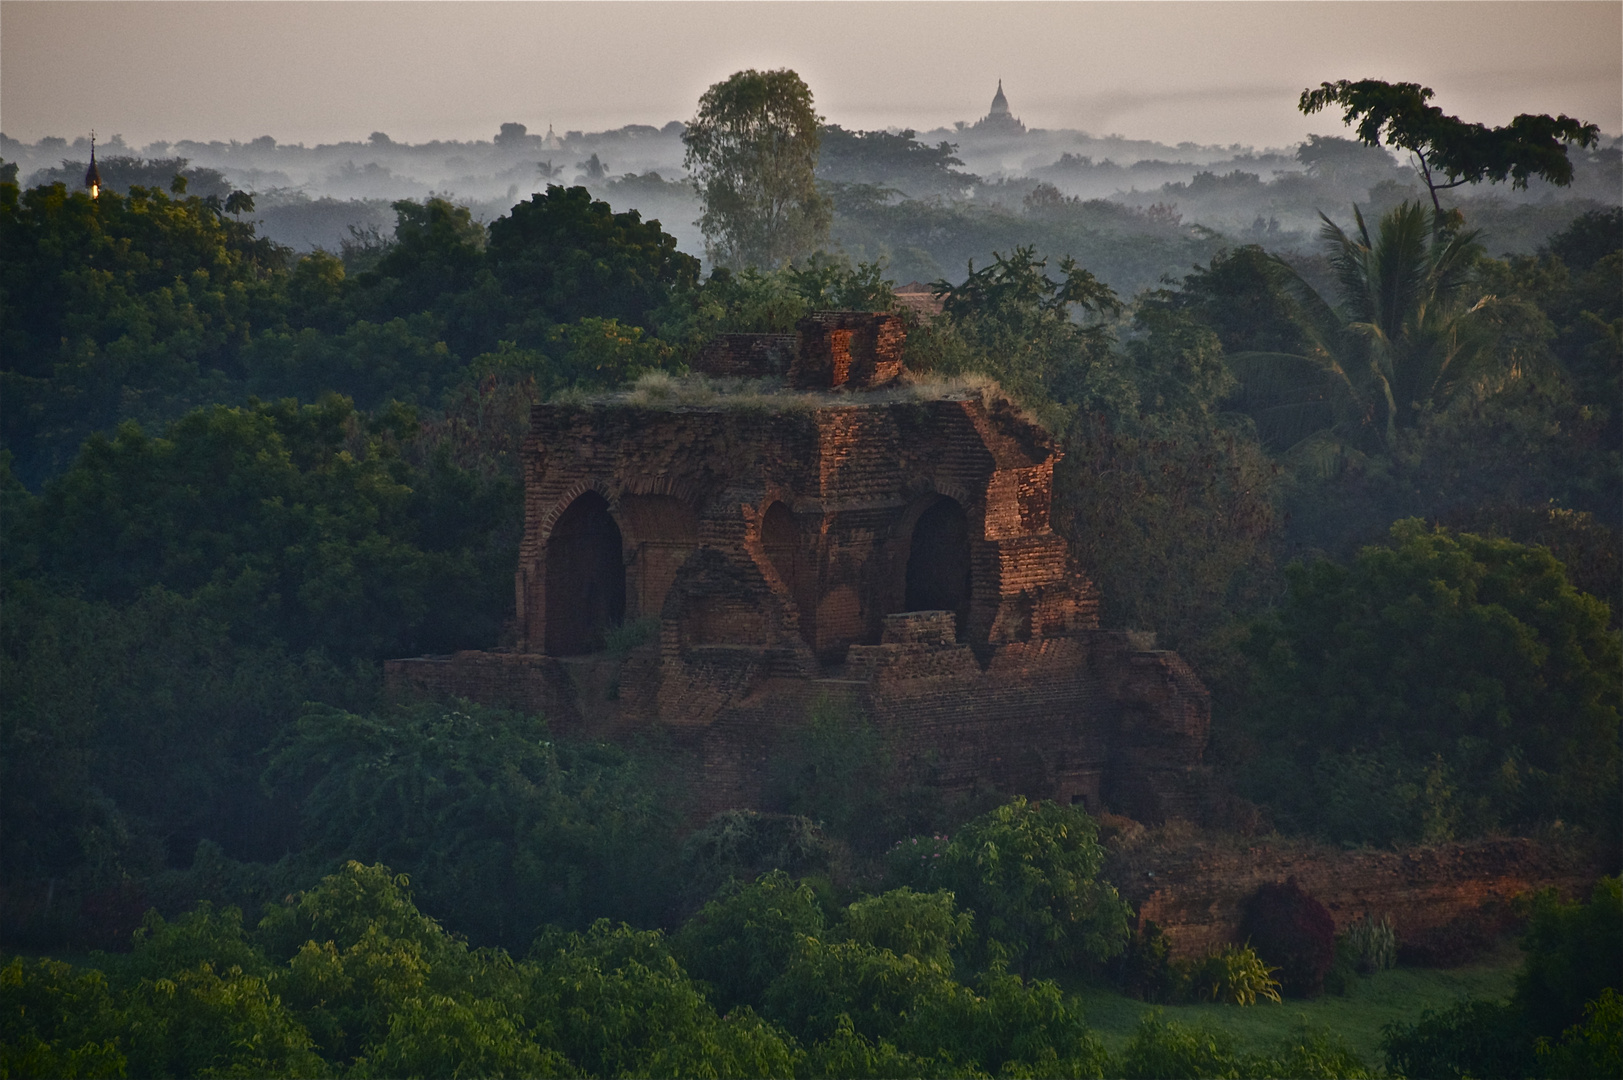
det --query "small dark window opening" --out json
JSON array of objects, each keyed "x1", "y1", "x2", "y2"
[
  {"x1": 904, "y1": 497, "x2": 971, "y2": 638},
  {"x1": 545, "y1": 492, "x2": 626, "y2": 655}
]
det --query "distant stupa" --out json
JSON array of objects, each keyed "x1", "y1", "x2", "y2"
[
  {"x1": 84, "y1": 132, "x2": 102, "y2": 198},
  {"x1": 540, "y1": 123, "x2": 564, "y2": 151},
  {"x1": 973, "y1": 79, "x2": 1026, "y2": 135}
]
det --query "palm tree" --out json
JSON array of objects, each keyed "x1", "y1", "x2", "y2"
[
  {"x1": 1230, "y1": 202, "x2": 1499, "y2": 461},
  {"x1": 223, "y1": 189, "x2": 255, "y2": 218}
]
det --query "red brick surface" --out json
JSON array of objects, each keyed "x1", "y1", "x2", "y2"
[{"x1": 1108, "y1": 835, "x2": 1602, "y2": 960}]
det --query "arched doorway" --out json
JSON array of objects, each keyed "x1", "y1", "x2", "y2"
[
  {"x1": 545, "y1": 492, "x2": 626, "y2": 655},
  {"x1": 761, "y1": 501, "x2": 798, "y2": 590},
  {"x1": 904, "y1": 496, "x2": 971, "y2": 639}
]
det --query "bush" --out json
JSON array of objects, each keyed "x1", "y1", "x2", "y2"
[
  {"x1": 906, "y1": 797, "x2": 1133, "y2": 975},
  {"x1": 1342, "y1": 913, "x2": 1399, "y2": 975},
  {"x1": 1379, "y1": 877, "x2": 1622, "y2": 1078},
  {"x1": 670, "y1": 870, "x2": 827, "y2": 1015},
  {"x1": 1187, "y1": 944, "x2": 1282, "y2": 1006},
  {"x1": 1239, "y1": 878, "x2": 1336, "y2": 998},
  {"x1": 1514, "y1": 877, "x2": 1623, "y2": 1039},
  {"x1": 1239, "y1": 520, "x2": 1622, "y2": 845},
  {"x1": 1113, "y1": 920, "x2": 1179, "y2": 1003},
  {"x1": 1536, "y1": 987, "x2": 1623, "y2": 1080},
  {"x1": 1381, "y1": 997, "x2": 1535, "y2": 1080},
  {"x1": 1117, "y1": 1013, "x2": 1374, "y2": 1079},
  {"x1": 676, "y1": 810, "x2": 838, "y2": 912}
]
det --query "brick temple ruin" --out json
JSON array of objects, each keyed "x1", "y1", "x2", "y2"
[{"x1": 388, "y1": 311, "x2": 1211, "y2": 822}]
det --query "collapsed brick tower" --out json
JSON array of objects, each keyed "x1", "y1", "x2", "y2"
[{"x1": 389, "y1": 312, "x2": 1210, "y2": 822}]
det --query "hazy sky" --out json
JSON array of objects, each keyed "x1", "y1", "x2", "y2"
[{"x1": 4, "y1": 1, "x2": 1620, "y2": 151}]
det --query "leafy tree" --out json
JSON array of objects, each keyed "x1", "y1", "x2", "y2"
[
  {"x1": 21, "y1": 397, "x2": 509, "y2": 660},
  {"x1": 116, "y1": 961, "x2": 326, "y2": 1079},
  {"x1": 0, "y1": 178, "x2": 287, "y2": 485},
  {"x1": 836, "y1": 888, "x2": 971, "y2": 972},
  {"x1": 354, "y1": 992, "x2": 569, "y2": 1079},
  {"x1": 527, "y1": 920, "x2": 795, "y2": 1079},
  {"x1": 675, "y1": 810, "x2": 839, "y2": 913},
  {"x1": 1059, "y1": 409, "x2": 1279, "y2": 663},
  {"x1": 671, "y1": 870, "x2": 828, "y2": 1014},
  {"x1": 1535, "y1": 988, "x2": 1623, "y2": 1080},
  {"x1": 817, "y1": 125, "x2": 976, "y2": 197},
  {"x1": 1514, "y1": 878, "x2": 1623, "y2": 1041},
  {"x1": 900, "y1": 798, "x2": 1132, "y2": 975},
  {"x1": 0, "y1": 957, "x2": 127, "y2": 1079},
  {"x1": 1299, "y1": 79, "x2": 1600, "y2": 212},
  {"x1": 349, "y1": 196, "x2": 500, "y2": 359},
  {"x1": 486, "y1": 184, "x2": 700, "y2": 335},
  {"x1": 1240, "y1": 520, "x2": 1621, "y2": 845},
  {"x1": 1379, "y1": 882, "x2": 1621, "y2": 1079},
  {"x1": 926, "y1": 246, "x2": 1127, "y2": 425},
  {"x1": 1294, "y1": 134, "x2": 1401, "y2": 185},
  {"x1": 266, "y1": 702, "x2": 682, "y2": 948},
  {"x1": 223, "y1": 189, "x2": 255, "y2": 218},
  {"x1": 1119, "y1": 1014, "x2": 1374, "y2": 1079},
  {"x1": 684, "y1": 68, "x2": 832, "y2": 269},
  {"x1": 1154, "y1": 244, "x2": 1310, "y2": 360}
]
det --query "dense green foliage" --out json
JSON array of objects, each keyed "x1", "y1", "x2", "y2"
[
  {"x1": 1379, "y1": 878, "x2": 1622, "y2": 1080},
  {"x1": 0, "y1": 182, "x2": 694, "y2": 487},
  {"x1": 887, "y1": 797, "x2": 1133, "y2": 976},
  {"x1": 1231, "y1": 202, "x2": 1498, "y2": 455},
  {"x1": 2, "y1": 858, "x2": 1386, "y2": 1079},
  {"x1": 0, "y1": 857, "x2": 1395, "y2": 1078},
  {"x1": 683, "y1": 69, "x2": 831, "y2": 269},
  {"x1": 1237, "y1": 519, "x2": 1621, "y2": 846},
  {"x1": 266, "y1": 703, "x2": 682, "y2": 949}
]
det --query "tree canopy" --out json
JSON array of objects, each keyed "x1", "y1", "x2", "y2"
[
  {"x1": 1299, "y1": 79, "x2": 1600, "y2": 212},
  {"x1": 683, "y1": 68, "x2": 831, "y2": 269},
  {"x1": 1239, "y1": 519, "x2": 1621, "y2": 846}
]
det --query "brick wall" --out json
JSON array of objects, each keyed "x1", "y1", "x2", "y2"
[
  {"x1": 1108, "y1": 835, "x2": 1602, "y2": 960},
  {"x1": 691, "y1": 333, "x2": 795, "y2": 378}
]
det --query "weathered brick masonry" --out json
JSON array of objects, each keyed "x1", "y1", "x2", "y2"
[
  {"x1": 387, "y1": 311, "x2": 1211, "y2": 822},
  {"x1": 1108, "y1": 835, "x2": 1602, "y2": 961}
]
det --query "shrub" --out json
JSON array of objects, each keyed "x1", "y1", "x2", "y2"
[
  {"x1": 1116, "y1": 1013, "x2": 1243, "y2": 1080},
  {"x1": 918, "y1": 797, "x2": 1133, "y2": 975},
  {"x1": 1113, "y1": 920, "x2": 1180, "y2": 1003},
  {"x1": 670, "y1": 870, "x2": 827, "y2": 1014},
  {"x1": 1536, "y1": 987, "x2": 1623, "y2": 1080},
  {"x1": 676, "y1": 810, "x2": 838, "y2": 912},
  {"x1": 1341, "y1": 913, "x2": 1398, "y2": 975},
  {"x1": 1239, "y1": 878, "x2": 1336, "y2": 998},
  {"x1": 1187, "y1": 944, "x2": 1282, "y2": 1006},
  {"x1": 1514, "y1": 877, "x2": 1623, "y2": 1039},
  {"x1": 1381, "y1": 997, "x2": 1535, "y2": 1080},
  {"x1": 1239, "y1": 521, "x2": 1622, "y2": 845}
]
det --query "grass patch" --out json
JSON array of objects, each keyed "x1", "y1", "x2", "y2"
[{"x1": 1069, "y1": 940, "x2": 1522, "y2": 1067}]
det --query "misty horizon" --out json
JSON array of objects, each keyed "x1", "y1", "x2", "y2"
[{"x1": 4, "y1": 2, "x2": 1619, "y2": 150}]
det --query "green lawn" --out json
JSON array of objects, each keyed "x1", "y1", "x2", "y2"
[{"x1": 1068, "y1": 942, "x2": 1523, "y2": 1069}]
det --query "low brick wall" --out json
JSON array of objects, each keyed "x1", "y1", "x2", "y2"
[
  {"x1": 384, "y1": 652, "x2": 583, "y2": 727},
  {"x1": 1107, "y1": 834, "x2": 1602, "y2": 961}
]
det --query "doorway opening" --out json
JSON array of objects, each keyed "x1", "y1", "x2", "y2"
[{"x1": 545, "y1": 492, "x2": 626, "y2": 655}]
